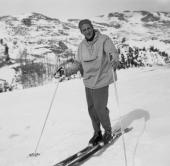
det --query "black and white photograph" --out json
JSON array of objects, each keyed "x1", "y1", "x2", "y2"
[{"x1": 0, "y1": 0, "x2": 170, "y2": 166}]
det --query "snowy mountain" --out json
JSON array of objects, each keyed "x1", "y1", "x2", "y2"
[
  {"x1": 92, "y1": 11, "x2": 170, "y2": 51},
  {"x1": 0, "y1": 11, "x2": 170, "y2": 91},
  {"x1": 0, "y1": 11, "x2": 170, "y2": 60},
  {"x1": 0, "y1": 12, "x2": 78, "y2": 61}
]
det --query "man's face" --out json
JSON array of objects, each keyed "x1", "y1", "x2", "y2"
[{"x1": 80, "y1": 23, "x2": 94, "y2": 40}]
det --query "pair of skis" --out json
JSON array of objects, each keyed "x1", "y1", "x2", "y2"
[{"x1": 54, "y1": 127, "x2": 133, "y2": 166}]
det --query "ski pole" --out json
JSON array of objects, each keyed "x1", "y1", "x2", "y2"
[
  {"x1": 29, "y1": 78, "x2": 60, "y2": 157},
  {"x1": 112, "y1": 70, "x2": 128, "y2": 166}
]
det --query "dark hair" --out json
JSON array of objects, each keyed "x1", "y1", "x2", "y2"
[{"x1": 78, "y1": 19, "x2": 93, "y2": 30}]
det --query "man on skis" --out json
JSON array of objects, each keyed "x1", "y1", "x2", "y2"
[{"x1": 56, "y1": 19, "x2": 119, "y2": 146}]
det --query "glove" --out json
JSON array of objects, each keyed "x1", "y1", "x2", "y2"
[
  {"x1": 54, "y1": 66, "x2": 65, "y2": 78},
  {"x1": 109, "y1": 54, "x2": 119, "y2": 71},
  {"x1": 54, "y1": 59, "x2": 84, "y2": 78},
  {"x1": 111, "y1": 60, "x2": 120, "y2": 71}
]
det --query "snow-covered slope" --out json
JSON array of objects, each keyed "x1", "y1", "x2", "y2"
[{"x1": 0, "y1": 64, "x2": 170, "y2": 166}]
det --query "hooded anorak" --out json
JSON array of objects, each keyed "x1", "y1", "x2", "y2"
[{"x1": 76, "y1": 30, "x2": 118, "y2": 89}]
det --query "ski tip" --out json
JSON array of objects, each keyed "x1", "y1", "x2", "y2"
[{"x1": 29, "y1": 153, "x2": 40, "y2": 157}]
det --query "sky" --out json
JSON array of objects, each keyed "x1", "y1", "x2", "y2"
[{"x1": 0, "y1": 0, "x2": 170, "y2": 20}]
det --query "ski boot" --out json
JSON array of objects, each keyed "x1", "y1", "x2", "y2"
[
  {"x1": 89, "y1": 131, "x2": 103, "y2": 146},
  {"x1": 102, "y1": 129, "x2": 113, "y2": 145}
]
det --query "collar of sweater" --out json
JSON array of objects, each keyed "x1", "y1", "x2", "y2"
[{"x1": 83, "y1": 30, "x2": 101, "y2": 47}]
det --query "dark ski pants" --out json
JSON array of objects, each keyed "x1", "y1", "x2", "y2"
[{"x1": 85, "y1": 86, "x2": 111, "y2": 133}]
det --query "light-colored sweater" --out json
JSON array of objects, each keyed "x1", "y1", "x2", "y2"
[{"x1": 76, "y1": 30, "x2": 118, "y2": 89}]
